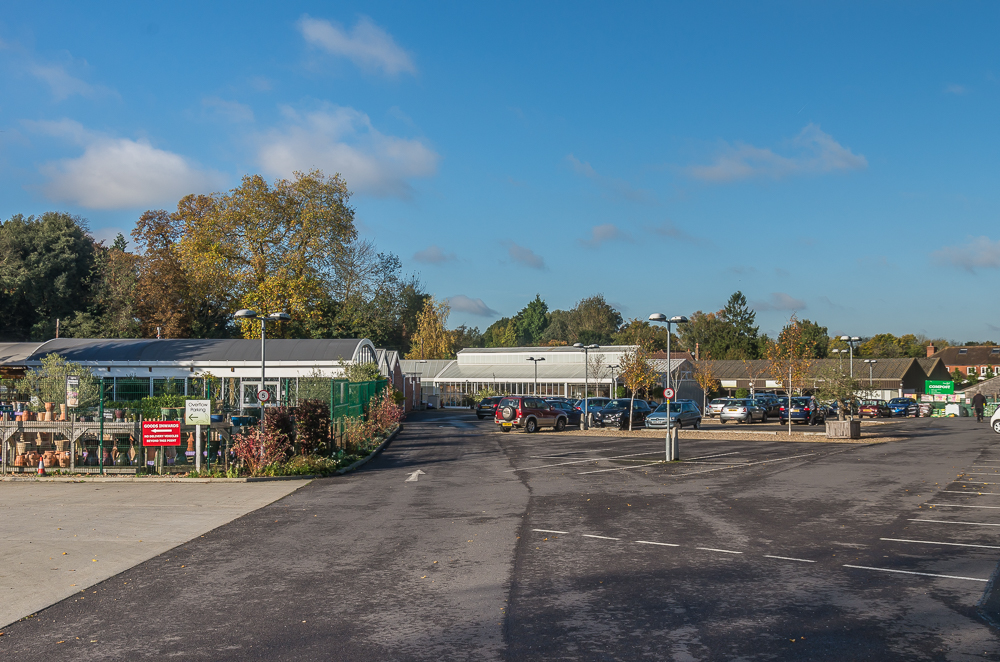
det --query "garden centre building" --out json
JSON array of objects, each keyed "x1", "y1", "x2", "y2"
[
  {"x1": 0, "y1": 337, "x2": 379, "y2": 413},
  {"x1": 401, "y1": 346, "x2": 698, "y2": 408}
]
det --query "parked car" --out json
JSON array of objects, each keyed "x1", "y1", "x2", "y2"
[
  {"x1": 572, "y1": 397, "x2": 611, "y2": 414},
  {"x1": 707, "y1": 398, "x2": 731, "y2": 418},
  {"x1": 495, "y1": 396, "x2": 568, "y2": 433},
  {"x1": 720, "y1": 398, "x2": 768, "y2": 424},
  {"x1": 887, "y1": 397, "x2": 917, "y2": 417},
  {"x1": 991, "y1": 406, "x2": 1000, "y2": 434},
  {"x1": 645, "y1": 400, "x2": 702, "y2": 429},
  {"x1": 858, "y1": 399, "x2": 891, "y2": 418},
  {"x1": 476, "y1": 396, "x2": 503, "y2": 420},
  {"x1": 826, "y1": 399, "x2": 860, "y2": 418},
  {"x1": 593, "y1": 398, "x2": 653, "y2": 429},
  {"x1": 546, "y1": 399, "x2": 582, "y2": 426},
  {"x1": 779, "y1": 397, "x2": 827, "y2": 425},
  {"x1": 754, "y1": 394, "x2": 784, "y2": 418}
]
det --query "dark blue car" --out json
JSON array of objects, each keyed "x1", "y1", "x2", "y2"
[
  {"x1": 546, "y1": 399, "x2": 582, "y2": 426},
  {"x1": 779, "y1": 397, "x2": 827, "y2": 425},
  {"x1": 887, "y1": 397, "x2": 917, "y2": 417}
]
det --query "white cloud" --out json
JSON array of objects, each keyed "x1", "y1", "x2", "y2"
[
  {"x1": 566, "y1": 154, "x2": 653, "y2": 203},
  {"x1": 506, "y1": 242, "x2": 545, "y2": 270},
  {"x1": 932, "y1": 236, "x2": 1000, "y2": 273},
  {"x1": 751, "y1": 292, "x2": 806, "y2": 311},
  {"x1": 447, "y1": 295, "x2": 498, "y2": 317},
  {"x1": 413, "y1": 245, "x2": 456, "y2": 264},
  {"x1": 688, "y1": 124, "x2": 867, "y2": 182},
  {"x1": 944, "y1": 83, "x2": 967, "y2": 95},
  {"x1": 27, "y1": 62, "x2": 111, "y2": 101},
  {"x1": 298, "y1": 15, "x2": 415, "y2": 76},
  {"x1": 257, "y1": 104, "x2": 439, "y2": 198},
  {"x1": 28, "y1": 119, "x2": 225, "y2": 210},
  {"x1": 579, "y1": 223, "x2": 631, "y2": 247},
  {"x1": 202, "y1": 96, "x2": 254, "y2": 123}
]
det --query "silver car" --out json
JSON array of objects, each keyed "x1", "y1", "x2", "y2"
[
  {"x1": 720, "y1": 398, "x2": 768, "y2": 424},
  {"x1": 708, "y1": 398, "x2": 730, "y2": 418}
]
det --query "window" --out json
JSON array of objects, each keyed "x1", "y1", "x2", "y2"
[
  {"x1": 992, "y1": 348, "x2": 1000, "y2": 354},
  {"x1": 968, "y1": 367, "x2": 975, "y2": 375},
  {"x1": 982, "y1": 366, "x2": 988, "y2": 375},
  {"x1": 959, "y1": 348, "x2": 968, "y2": 354}
]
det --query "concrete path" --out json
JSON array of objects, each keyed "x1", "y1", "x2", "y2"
[{"x1": 0, "y1": 481, "x2": 308, "y2": 628}]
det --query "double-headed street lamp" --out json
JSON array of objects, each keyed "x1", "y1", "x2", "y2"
[
  {"x1": 526, "y1": 357, "x2": 545, "y2": 395},
  {"x1": 864, "y1": 359, "x2": 878, "y2": 389},
  {"x1": 648, "y1": 314, "x2": 689, "y2": 405},
  {"x1": 234, "y1": 309, "x2": 291, "y2": 432},
  {"x1": 573, "y1": 343, "x2": 599, "y2": 429},
  {"x1": 607, "y1": 364, "x2": 619, "y2": 399},
  {"x1": 839, "y1": 336, "x2": 861, "y2": 377},
  {"x1": 831, "y1": 348, "x2": 847, "y2": 372}
]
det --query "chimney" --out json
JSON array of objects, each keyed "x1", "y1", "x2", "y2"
[
  {"x1": 926, "y1": 344, "x2": 937, "y2": 358},
  {"x1": 695, "y1": 342, "x2": 700, "y2": 361}
]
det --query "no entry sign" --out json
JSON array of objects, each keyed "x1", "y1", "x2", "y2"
[
  {"x1": 142, "y1": 421, "x2": 181, "y2": 446},
  {"x1": 663, "y1": 387, "x2": 676, "y2": 399}
]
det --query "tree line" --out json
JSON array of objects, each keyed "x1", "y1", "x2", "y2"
[{"x1": 0, "y1": 170, "x2": 430, "y2": 351}]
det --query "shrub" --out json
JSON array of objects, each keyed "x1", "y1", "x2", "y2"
[
  {"x1": 231, "y1": 427, "x2": 292, "y2": 476},
  {"x1": 295, "y1": 399, "x2": 329, "y2": 456}
]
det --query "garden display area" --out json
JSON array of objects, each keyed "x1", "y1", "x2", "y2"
[{"x1": 0, "y1": 357, "x2": 403, "y2": 478}]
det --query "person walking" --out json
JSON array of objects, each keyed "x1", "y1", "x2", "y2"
[
  {"x1": 972, "y1": 391, "x2": 987, "y2": 422},
  {"x1": 808, "y1": 393, "x2": 819, "y2": 426}
]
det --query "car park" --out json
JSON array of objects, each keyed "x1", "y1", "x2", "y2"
[
  {"x1": 645, "y1": 400, "x2": 702, "y2": 429},
  {"x1": 754, "y1": 394, "x2": 784, "y2": 418},
  {"x1": 476, "y1": 396, "x2": 503, "y2": 419},
  {"x1": 593, "y1": 398, "x2": 653, "y2": 429},
  {"x1": 495, "y1": 396, "x2": 568, "y2": 433},
  {"x1": 858, "y1": 399, "x2": 891, "y2": 418},
  {"x1": 779, "y1": 397, "x2": 826, "y2": 425},
  {"x1": 720, "y1": 398, "x2": 768, "y2": 423},
  {"x1": 707, "y1": 398, "x2": 730, "y2": 418},
  {"x1": 887, "y1": 397, "x2": 917, "y2": 417},
  {"x1": 546, "y1": 399, "x2": 582, "y2": 426}
]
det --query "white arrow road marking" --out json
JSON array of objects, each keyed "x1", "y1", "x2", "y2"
[{"x1": 405, "y1": 470, "x2": 426, "y2": 482}]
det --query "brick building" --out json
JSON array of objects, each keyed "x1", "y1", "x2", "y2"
[{"x1": 927, "y1": 345, "x2": 1000, "y2": 379}]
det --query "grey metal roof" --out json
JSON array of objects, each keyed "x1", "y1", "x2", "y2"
[
  {"x1": 0, "y1": 343, "x2": 45, "y2": 364},
  {"x1": 13, "y1": 338, "x2": 369, "y2": 364},
  {"x1": 400, "y1": 359, "x2": 455, "y2": 379}
]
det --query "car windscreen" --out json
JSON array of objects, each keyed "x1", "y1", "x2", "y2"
[
  {"x1": 499, "y1": 398, "x2": 519, "y2": 408},
  {"x1": 655, "y1": 403, "x2": 683, "y2": 413},
  {"x1": 605, "y1": 400, "x2": 633, "y2": 408}
]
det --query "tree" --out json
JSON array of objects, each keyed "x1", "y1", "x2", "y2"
[
  {"x1": 619, "y1": 345, "x2": 659, "y2": 430},
  {"x1": 719, "y1": 291, "x2": 760, "y2": 359},
  {"x1": 692, "y1": 354, "x2": 720, "y2": 414},
  {"x1": 342, "y1": 361, "x2": 382, "y2": 383},
  {"x1": 569, "y1": 294, "x2": 622, "y2": 344},
  {"x1": 514, "y1": 295, "x2": 549, "y2": 345},
  {"x1": 17, "y1": 353, "x2": 100, "y2": 410},
  {"x1": 587, "y1": 352, "x2": 611, "y2": 392},
  {"x1": 767, "y1": 314, "x2": 815, "y2": 396},
  {"x1": 612, "y1": 319, "x2": 674, "y2": 351},
  {"x1": 132, "y1": 209, "x2": 199, "y2": 338},
  {"x1": 452, "y1": 325, "x2": 484, "y2": 351},
  {"x1": 406, "y1": 297, "x2": 453, "y2": 359},
  {"x1": 813, "y1": 365, "x2": 864, "y2": 421},
  {"x1": 0, "y1": 212, "x2": 98, "y2": 341}
]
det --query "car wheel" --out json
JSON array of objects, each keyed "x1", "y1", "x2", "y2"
[
  {"x1": 993, "y1": 420, "x2": 1000, "y2": 434},
  {"x1": 693, "y1": 419, "x2": 701, "y2": 429},
  {"x1": 477, "y1": 415, "x2": 484, "y2": 420},
  {"x1": 761, "y1": 413, "x2": 768, "y2": 424},
  {"x1": 555, "y1": 417, "x2": 566, "y2": 432},
  {"x1": 525, "y1": 418, "x2": 537, "y2": 433}
]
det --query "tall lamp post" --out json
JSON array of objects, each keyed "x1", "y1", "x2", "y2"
[
  {"x1": 573, "y1": 343, "x2": 600, "y2": 429},
  {"x1": 234, "y1": 309, "x2": 291, "y2": 433},
  {"x1": 831, "y1": 348, "x2": 847, "y2": 372},
  {"x1": 607, "y1": 364, "x2": 619, "y2": 399},
  {"x1": 526, "y1": 357, "x2": 545, "y2": 395},
  {"x1": 840, "y1": 336, "x2": 861, "y2": 377},
  {"x1": 864, "y1": 359, "x2": 878, "y2": 393},
  {"x1": 404, "y1": 359, "x2": 426, "y2": 411},
  {"x1": 648, "y1": 314, "x2": 689, "y2": 410}
]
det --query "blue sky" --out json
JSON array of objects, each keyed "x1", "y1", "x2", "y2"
[{"x1": 2, "y1": 2, "x2": 998, "y2": 341}]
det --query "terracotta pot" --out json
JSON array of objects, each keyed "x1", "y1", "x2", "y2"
[
  {"x1": 58, "y1": 452, "x2": 70, "y2": 468},
  {"x1": 13, "y1": 454, "x2": 25, "y2": 467},
  {"x1": 44, "y1": 402, "x2": 54, "y2": 422},
  {"x1": 54, "y1": 439, "x2": 69, "y2": 452},
  {"x1": 60, "y1": 404, "x2": 67, "y2": 421},
  {"x1": 26, "y1": 451, "x2": 39, "y2": 466},
  {"x1": 42, "y1": 451, "x2": 56, "y2": 468},
  {"x1": 16, "y1": 441, "x2": 27, "y2": 455},
  {"x1": 186, "y1": 432, "x2": 195, "y2": 453}
]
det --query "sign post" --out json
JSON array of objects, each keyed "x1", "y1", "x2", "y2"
[
  {"x1": 185, "y1": 400, "x2": 211, "y2": 472},
  {"x1": 663, "y1": 387, "x2": 677, "y2": 461}
]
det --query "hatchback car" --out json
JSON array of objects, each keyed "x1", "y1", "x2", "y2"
[
  {"x1": 495, "y1": 396, "x2": 568, "y2": 433},
  {"x1": 707, "y1": 398, "x2": 731, "y2": 418},
  {"x1": 779, "y1": 397, "x2": 826, "y2": 425},
  {"x1": 546, "y1": 399, "x2": 582, "y2": 426},
  {"x1": 755, "y1": 395, "x2": 785, "y2": 418},
  {"x1": 476, "y1": 396, "x2": 503, "y2": 420},
  {"x1": 720, "y1": 398, "x2": 768, "y2": 423},
  {"x1": 858, "y1": 400, "x2": 891, "y2": 418},
  {"x1": 593, "y1": 399, "x2": 653, "y2": 429},
  {"x1": 886, "y1": 397, "x2": 916, "y2": 417},
  {"x1": 645, "y1": 400, "x2": 702, "y2": 429}
]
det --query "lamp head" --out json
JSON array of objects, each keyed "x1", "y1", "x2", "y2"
[
  {"x1": 586, "y1": 344, "x2": 600, "y2": 349},
  {"x1": 268, "y1": 312, "x2": 291, "y2": 321},
  {"x1": 573, "y1": 343, "x2": 584, "y2": 348},
  {"x1": 839, "y1": 335, "x2": 849, "y2": 341},
  {"x1": 669, "y1": 315, "x2": 689, "y2": 324},
  {"x1": 648, "y1": 313, "x2": 667, "y2": 323},
  {"x1": 234, "y1": 309, "x2": 258, "y2": 319}
]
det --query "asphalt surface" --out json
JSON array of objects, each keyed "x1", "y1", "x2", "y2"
[{"x1": 2, "y1": 411, "x2": 999, "y2": 661}]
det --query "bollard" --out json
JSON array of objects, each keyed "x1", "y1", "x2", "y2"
[{"x1": 665, "y1": 426, "x2": 679, "y2": 461}]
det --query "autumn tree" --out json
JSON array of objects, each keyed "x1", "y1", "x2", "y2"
[
  {"x1": 406, "y1": 297, "x2": 453, "y2": 359},
  {"x1": 692, "y1": 354, "x2": 720, "y2": 414},
  {"x1": 619, "y1": 344, "x2": 660, "y2": 431},
  {"x1": 767, "y1": 314, "x2": 816, "y2": 396}
]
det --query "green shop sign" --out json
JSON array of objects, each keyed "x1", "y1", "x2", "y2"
[{"x1": 925, "y1": 380, "x2": 954, "y2": 395}]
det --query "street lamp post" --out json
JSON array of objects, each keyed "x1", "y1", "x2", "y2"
[
  {"x1": 573, "y1": 343, "x2": 599, "y2": 429},
  {"x1": 864, "y1": 359, "x2": 878, "y2": 393},
  {"x1": 607, "y1": 364, "x2": 619, "y2": 399},
  {"x1": 649, "y1": 314, "x2": 689, "y2": 462},
  {"x1": 234, "y1": 309, "x2": 291, "y2": 435},
  {"x1": 831, "y1": 348, "x2": 846, "y2": 372},
  {"x1": 526, "y1": 357, "x2": 545, "y2": 395},
  {"x1": 840, "y1": 336, "x2": 861, "y2": 378}
]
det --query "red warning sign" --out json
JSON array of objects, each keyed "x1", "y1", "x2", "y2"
[{"x1": 142, "y1": 421, "x2": 181, "y2": 446}]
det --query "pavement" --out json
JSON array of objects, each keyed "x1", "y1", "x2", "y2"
[
  {"x1": 1, "y1": 411, "x2": 1000, "y2": 660},
  {"x1": 0, "y1": 481, "x2": 308, "y2": 629}
]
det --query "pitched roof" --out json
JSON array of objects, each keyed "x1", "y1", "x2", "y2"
[{"x1": 931, "y1": 346, "x2": 1000, "y2": 366}]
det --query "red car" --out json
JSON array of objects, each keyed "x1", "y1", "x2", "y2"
[
  {"x1": 495, "y1": 396, "x2": 568, "y2": 433},
  {"x1": 858, "y1": 399, "x2": 890, "y2": 418}
]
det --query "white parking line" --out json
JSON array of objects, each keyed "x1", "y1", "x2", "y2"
[
  {"x1": 530, "y1": 449, "x2": 612, "y2": 458},
  {"x1": 635, "y1": 540, "x2": 680, "y2": 547},
  {"x1": 763, "y1": 555, "x2": 816, "y2": 563},
  {"x1": 941, "y1": 491, "x2": 1000, "y2": 495},
  {"x1": 578, "y1": 461, "x2": 662, "y2": 475},
  {"x1": 507, "y1": 451, "x2": 662, "y2": 472},
  {"x1": 925, "y1": 503, "x2": 1000, "y2": 509},
  {"x1": 685, "y1": 451, "x2": 742, "y2": 461},
  {"x1": 532, "y1": 529, "x2": 568, "y2": 534},
  {"x1": 958, "y1": 482, "x2": 1000, "y2": 485},
  {"x1": 696, "y1": 547, "x2": 743, "y2": 554},
  {"x1": 880, "y1": 537, "x2": 1000, "y2": 550},
  {"x1": 675, "y1": 453, "x2": 817, "y2": 477},
  {"x1": 909, "y1": 519, "x2": 1000, "y2": 527},
  {"x1": 582, "y1": 534, "x2": 620, "y2": 541},
  {"x1": 843, "y1": 564, "x2": 988, "y2": 582},
  {"x1": 959, "y1": 473, "x2": 1000, "y2": 476}
]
